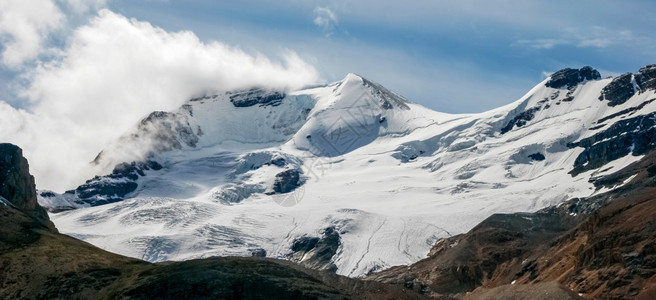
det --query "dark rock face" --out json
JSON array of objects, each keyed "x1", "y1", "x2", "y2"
[
  {"x1": 528, "y1": 153, "x2": 545, "y2": 161},
  {"x1": 250, "y1": 248, "x2": 267, "y2": 257},
  {"x1": 599, "y1": 73, "x2": 636, "y2": 106},
  {"x1": 228, "y1": 88, "x2": 286, "y2": 107},
  {"x1": 289, "y1": 227, "x2": 341, "y2": 272},
  {"x1": 569, "y1": 112, "x2": 656, "y2": 176},
  {"x1": 74, "y1": 160, "x2": 162, "y2": 206},
  {"x1": 595, "y1": 98, "x2": 656, "y2": 125},
  {"x1": 291, "y1": 236, "x2": 320, "y2": 252},
  {"x1": 578, "y1": 66, "x2": 601, "y2": 82},
  {"x1": 361, "y1": 77, "x2": 411, "y2": 110},
  {"x1": 232, "y1": 151, "x2": 302, "y2": 176},
  {"x1": 272, "y1": 169, "x2": 301, "y2": 194},
  {"x1": 112, "y1": 160, "x2": 163, "y2": 179},
  {"x1": 545, "y1": 66, "x2": 601, "y2": 89},
  {"x1": 636, "y1": 64, "x2": 656, "y2": 92},
  {"x1": 0, "y1": 143, "x2": 54, "y2": 230},
  {"x1": 500, "y1": 106, "x2": 541, "y2": 134},
  {"x1": 75, "y1": 181, "x2": 137, "y2": 205}
]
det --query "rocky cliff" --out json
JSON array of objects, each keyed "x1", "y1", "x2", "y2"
[{"x1": 0, "y1": 143, "x2": 55, "y2": 231}]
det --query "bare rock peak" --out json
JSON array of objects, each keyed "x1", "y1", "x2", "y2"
[{"x1": 545, "y1": 66, "x2": 601, "y2": 89}]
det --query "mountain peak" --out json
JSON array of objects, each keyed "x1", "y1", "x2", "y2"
[
  {"x1": 43, "y1": 65, "x2": 656, "y2": 280},
  {"x1": 342, "y1": 72, "x2": 364, "y2": 83}
]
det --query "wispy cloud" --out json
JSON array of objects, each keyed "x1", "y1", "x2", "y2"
[
  {"x1": 0, "y1": 9, "x2": 318, "y2": 191},
  {"x1": 514, "y1": 39, "x2": 567, "y2": 50},
  {"x1": 0, "y1": 0, "x2": 64, "y2": 68},
  {"x1": 514, "y1": 27, "x2": 645, "y2": 50},
  {"x1": 313, "y1": 7, "x2": 337, "y2": 37}
]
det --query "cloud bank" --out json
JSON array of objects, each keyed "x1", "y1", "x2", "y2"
[
  {"x1": 0, "y1": 9, "x2": 318, "y2": 191},
  {"x1": 0, "y1": 0, "x2": 64, "y2": 68}
]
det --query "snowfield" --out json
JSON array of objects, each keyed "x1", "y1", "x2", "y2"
[{"x1": 46, "y1": 70, "x2": 656, "y2": 277}]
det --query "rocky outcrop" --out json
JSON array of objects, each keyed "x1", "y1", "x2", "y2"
[
  {"x1": 569, "y1": 112, "x2": 656, "y2": 176},
  {"x1": 0, "y1": 143, "x2": 55, "y2": 230},
  {"x1": 361, "y1": 77, "x2": 411, "y2": 110},
  {"x1": 595, "y1": 64, "x2": 656, "y2": 107},
  {"x1": 636, "y1": 64, "x2": 656, "y2": 92},
  {"x1": 72, "y1": 160, "x2": 162, "y2": 206},
  {"x1": 595, "y1": 98, "x2": 656, "y2": 125},
  {"x1": 228, "y1": 88, "x2": 286, "y2": 107},
  {"x1": 289, "y1": 227, "x2": 341, "y2": 273},
  {"x1": 500, "y1": 106, "x2": 541, "y2": 134},
  {"x1": 228, "y1": 151, "x2": 306, "y2": 201},
  {"x1": 272, "y1": 169, "x2": 302, "y2": 194},
  {"x1": 545, "y1": 66, "x2": 601, "y2": 89},
  {"x1": 528, "y1": 152, "x2": 545, "y2": 161},
  {"x1": 599, "y1": 73, "x2": 636, "y2": 106}
]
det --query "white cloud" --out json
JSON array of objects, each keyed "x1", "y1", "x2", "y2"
[
  {"x1": 514, "y1": 38, "x2": 565, "y2": 49},
  {"x1": 0, "y1": 0, "x2": 64, "y2": 68},
  {"x1": 514, "y1": 27, "x2": 646, "y2": 50},
  {"x1": 313, "y1": 7, "x2": 337, "y2": 36},
  {"x1": 1, "y1": 9, "x2": 318, "y2": 191},
  {"x1": 576, "y1": 38, "x2": 611, "y2": 48}
]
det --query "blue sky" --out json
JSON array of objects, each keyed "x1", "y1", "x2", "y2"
[
  {"x1": 1, "y1": 0, "x2": 656, "y2": 113},
  {"x1": 0, "y1": 0, "x2": 655, "y2": 190},
  {"x1": 102, "y1": 0, "x2": 656, "y2": 112}
]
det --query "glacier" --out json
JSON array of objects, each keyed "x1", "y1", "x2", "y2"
[{"x1": 42, "y1": 66, "x2": 656, "y2": 277}]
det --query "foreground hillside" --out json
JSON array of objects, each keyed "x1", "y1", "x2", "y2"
[{"x1": 0, "y1": 143, "x2": 419, "y2": 299}]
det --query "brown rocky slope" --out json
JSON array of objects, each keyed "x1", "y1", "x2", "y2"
[{"x1": 369, "y1": 149, "x2": 656, "y2": 299}]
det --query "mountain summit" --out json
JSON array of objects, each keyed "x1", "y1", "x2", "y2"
[{"x1": 40, "y1": 66, "x2": 656, "y2": 277}]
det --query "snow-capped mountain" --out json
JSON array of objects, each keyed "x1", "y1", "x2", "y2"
[{"x1": 40, "y1": 65, "x2": 656, "y2": 277}]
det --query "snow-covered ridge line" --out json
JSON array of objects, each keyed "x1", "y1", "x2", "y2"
[{"x1": 45, "y1": 65, "x2": 656, "y2": 277}]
